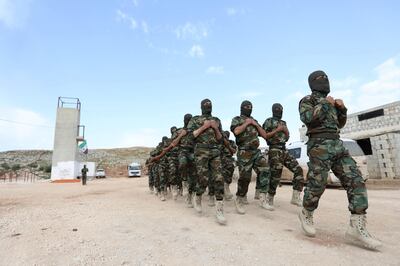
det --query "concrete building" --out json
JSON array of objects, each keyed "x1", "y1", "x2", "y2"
[
  {"x1": 51, "y1": 97, "x2": 84, "y2": 181},
  {"x1": 300, "y1": 101, "x2": 400, "y2": 179}
]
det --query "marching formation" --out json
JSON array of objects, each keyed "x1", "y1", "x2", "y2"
[{"x1": 145, "y1": 70, "x2": 382, "y2": 250}]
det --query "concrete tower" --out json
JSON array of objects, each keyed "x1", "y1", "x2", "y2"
[{"x1": 51, "y1": 97, "x2": 83, "y2": 181}]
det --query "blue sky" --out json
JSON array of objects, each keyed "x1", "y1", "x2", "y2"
[{"x1": 1, "y1": 0, "x2": 400, "y2": 151}]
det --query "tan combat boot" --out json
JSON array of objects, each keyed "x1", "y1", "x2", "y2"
[
  {"x1": 345, "y1": 214, "x2": 382, "y2": 250},
  {"x1": 182, "y1": 181, "x2": 189, "y2": 196},
  {"x1": 235, "y1": 196, "x2": 246, "y2": 214},
  {"x1": 172, "y1": 185, "x2": 179, "y2": 200},
  {"x1": 224, "y1": 183, "x2": 233, "y2": 201},
  {"x1": 254, "y1": 189, "x2": 260, "y2": 200},
  {"x1": 267, "y1": 193, "x2": 274, "y2": 207},
  {"x1": 298, "y1": 208, "x2": 316, "y2": 237},
  {"x1": 160, "y1": 189, "x2": 167, "y2": 202},
  {"x1": 215, "y1": 200, "x2": 227, "y2": 225},
  {"x1": 149, "y1": 185, "x2": 154, "y2": 194},
  {"x1": 193, "y1": 194, "x2": 202, "y2": 213},
  {"x1": 242, "y1": 195, "x2": 249, "y2": 205},
  {"x1": 186, "y1": 193, "x2": 194, "y2": 208},
  {"x1": 208, "y1": 195, "x2": 216, "y2": 207},
  {"x1": 260, "y1": 193, "x2": 274, "y2": 211},
  {"x1": 290, "y1": 190, "x2": 303, "y2": 207}
]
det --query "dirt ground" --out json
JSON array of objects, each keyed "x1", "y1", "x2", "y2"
[{"x1": 1, "y1": 177, "x2": 399, "y2": 266}]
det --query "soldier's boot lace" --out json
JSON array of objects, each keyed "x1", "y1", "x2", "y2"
[
  {"x1": 235, "y1": 196, "x2": 246, "y2": 215},
  {"x1": 254, "y1": 189, "x2": 260, "y2": 200},
  {"x1": 260, "y1": 193, "x2": 274, "y2": 211},
  {"x1": 224, "y1": 183, "x2": 233, "y2": 201},
  {"x1": 208, "y1": 195, "x2": 216, "y2": 207},
  {"x1": 345, "y1": 214, "x2": 382, "y2": 250},
  {"x1": 194, "y1": 194, "x2": 202, "y2": 213},
  {"x1": 290, "y1": 190, "x2": 303, "y2": 207},
  {"x1": 215, "y1": 200, "x2": 227, "y2": 225},
  {"x1": 299, "y1": 208, "x2": 316, "y2": 237}
]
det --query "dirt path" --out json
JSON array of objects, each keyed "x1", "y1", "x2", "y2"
[{"x1": 0, "y1": 177, "x2": 399, "y2": 266}]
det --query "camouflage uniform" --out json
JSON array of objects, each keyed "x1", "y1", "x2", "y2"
[
  {"x1": 263, "y1": 117, "x2": 304, "y2": 196},
  {"x1": 299, "y1": 91, "x2": 367, "y2": 214},
  {"x1": 221, "y1": 138, "x2": 237, "y2": 185},
  {"x1": 150, "y1": 143, "x2": 163, "y2": 193},
  {"x1": 178, "y1": 129, "x2": 197, "y2": 194},
  {"x1": 187, "y1": 113, "x2": 224, "y2": 200},
  {"x1": 231, "y1": 115, "x2": 270, "y2": 197},
  {"x1": 168, "y1": 128, "x2": 180, "y2": 188}
]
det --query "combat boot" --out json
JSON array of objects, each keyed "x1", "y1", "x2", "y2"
[
  {"x1": 215, "y1": 200, "x2": 227, "y2": 225},
  {"x1": 267, "y1": 193, "x2": 274, "y2": 207},
  {"x1": 208, "y1": 195, "x2": 216, "y2": 207},
  {"x1": 290, "y1": 190, "x2": 302, "y2": 207},
  {"x1": 160, "y1": 189, "x2": 167, "y2": 202},
  {"x1": 149, "y1": 185, "x2": 154, "y2": 194},
  {"x1": 172, "y1": 185, "x2": 179, "y2": 200},
  {"x1": 235, "y1": 196, "x2": 246, "y2": 214},
  {"x1": 298, "y1": 208, "x2": 316, "y2": 237},
  {"x1": 242, "y1": 195, "x2": 249, "y2": 205},
  {"x1": 193, "y1": 194, "x2": 202, "y2": 213},
  {"x1": 186, "y1": 193, "x2": 194, "y2": 208},
  {"x1": 182, "y1": 181, "x2": 189, "y2": 196},
  {"x1": 260, "y1": 193, "x2": 274, "y2": 211},
  {"x1": 224, "y1": 183, "x2": 233, "y2": 201},
  {"x1": 254, "y1": 189, "x2": 260, "y2": 200},
  {"x1": 345, "y1": 214, "x2": 382, "y2": 250}
]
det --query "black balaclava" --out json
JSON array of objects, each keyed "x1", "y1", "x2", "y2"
[
  {"x1": 224, "y1": 130, "x2": 230, "y2": 139},
  {"x1": 272, "y1": 103, "x2": 283, "y2": 120},
  {"x1": 240, "y1": 100, "x2": 252, "y2": 117},
  {"x1": 308, "y1": 70, "x2": 330, "y2": 96},
  {"x1": 162, "y1": 136, "x2": 168, "y2": 145},
  {"x1": 170, "y1": 126, "x2": 177, "y2": 135},
  {"x1": 201, "y1": 99, "x2": 212, "y2": 116},
  {"x1": 184, "y1": 114, "x2": 192, "y2": 128}
]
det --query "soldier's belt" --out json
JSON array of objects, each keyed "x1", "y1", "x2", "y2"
[
  {"x1": 308, "y1": 132, "x2": 339, "y2": 139},
  {"x1": 195, "y1": 143, "x2": 219, "y2": 149},
  {"x1": 269, "y1": 144, "x2": 286, "y2": 150},
  {"x1": 180, "y1": 146, "x2": 194, "y2": 151},
  {"x1": 238, "y1": 146, "x2": 258, "y2": 151}
]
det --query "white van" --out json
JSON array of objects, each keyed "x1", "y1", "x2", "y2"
[
  {"x1": 281, "y1": 138, "x2": 368, "y2": 185},
  {"x1": 128, "y1": 162, "x2": 141, "y2": 177}
]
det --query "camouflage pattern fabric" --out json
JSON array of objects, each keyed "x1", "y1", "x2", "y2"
[
  {"x1": 262, "y1": 117, "x2": 289, "y2": 146},
  {"x1": 221, "y1": 140, "x2": 236, "y2": 184},
  {"x1": 267, "y1": 148, "x2": 304, "y2": 195},
  {"x1": 299, "y1": 91, "x2": 368, "y2": 215},
  {"x1": 187, "y1": 115, "x2": 224, "y2": 200},
  {"x1": 231, "y1": 115, "x2": 270, "y2": 196},
  {"x1": 168, "y1": 130, "x2": 180, "y2": 187},
  {"x1": 178, "y1": 147, "x2": 197, "y2": 193}
]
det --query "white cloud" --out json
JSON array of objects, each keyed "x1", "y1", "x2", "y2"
[
  {"x1": 226, "y1": 8, "x2": 238, "y2": 16},
  {"x1": 118, "y1": 128, "x2": 161, "y2": 148},
  {"x1": 116, "y1": 9, "x2": 137, "y2": 30},
  {"x1": 0, "y1": 107, "x2": 53, "y2": 151},
  {"x1": 206, "y1": 66, "x2": 224, "y2": 75},
  {"x1": 0, "y1": 0, "x2": 33, "y2": 29},
  {"x1": 174, "y1": 22, "x2": 209, "y2": 40},
  {"x1": 189, "y1": 45, "x2": 204, "y2": 58}
]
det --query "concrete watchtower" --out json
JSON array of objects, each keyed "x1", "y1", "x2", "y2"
[{"x1": 51, "y1": 97, "x2": 83, "y2": 181}]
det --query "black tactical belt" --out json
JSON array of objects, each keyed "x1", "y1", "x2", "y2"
[
  {"x1": 238, "y1": 146, "x2": 258, "y2": 151},
  {"x1": 269, "y1": 144, "x2": 286, "y2": 150},
  {"x1": 308, "y1": 132, "x2": 339, "y2": 139},
  {"x1": 196, "y1": 143, "x2": 219, "y2": 149}
]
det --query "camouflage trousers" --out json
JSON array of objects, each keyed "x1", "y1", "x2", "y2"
[
  {"x1": 305, "y1": 138, "x2": 368, "y2": 214},
  {"x1": 194, "y1": 147, "x2": 224, "y2": 200},
  {"x1": 168, "y1": 152, "x2": 180, "y2": 187},
  {"x1": 178, "y1": 148, "x2": 197, "y2": 194},
  {"x1": 268, "y1": 147, "x2": 304, "y2": 195},
  {"x1": 148, "y1": 165, "x2": 155, "y2": 187},
  {"x1": 152, "y1": 163, "x2": 160, "y2": 191},
  {"x1": 236, "y1": 148, "x2": 270, "y2": 196},
  {"x1": 158, "y1": 158, "x2": 169, "y2": 191},
  {"x1": 221, "y1": 156, "x2": 235, "y2": 184}
]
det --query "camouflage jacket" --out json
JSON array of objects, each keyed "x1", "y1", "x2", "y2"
[
  {"x1": 178, "y1": 127, "x2": 195, "y2": 149},
  {"x1": 230, "y1": 115, "x2": 260, "y2": 149},
  {"x1": 169, "y1": 129, "x2": 180, "y2": 155},
  {"x1": 187, "y1": 114, "x2": 223, "y2": 147},
  {"x1": 299, "y1": 91, "x2": 347, "y2": 137},
  {"x1": 262, "y1": 117, "x2": 288, "y2": 146}
]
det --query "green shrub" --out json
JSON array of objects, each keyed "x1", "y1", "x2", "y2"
[
  {"x1": 1, "y1": 162, "x2": 10, "y2": 170},
  {"x1": 11, "y1": 164, "x2": 21, "y2": 171}
]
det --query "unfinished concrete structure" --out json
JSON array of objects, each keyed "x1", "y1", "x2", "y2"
[
  {"x1": 300, "y1": 101, "x2": 400, "y2": 179},
  {"x1": 51, "y1": 97, "x2": 84, "y2": 181}
]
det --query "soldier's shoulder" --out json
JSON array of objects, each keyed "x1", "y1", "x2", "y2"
[
  {"x1": 299, "y1": 95, "x2": 312, "y2": 105},
  {"x1": 232, "y1": 115, "x2": 242, "y2": 121}
]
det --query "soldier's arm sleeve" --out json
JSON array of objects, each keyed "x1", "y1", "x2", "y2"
[
  {"x1": 230, "y1": 117, "x2": 240, "y2": 134},
  {"x1": 336, "y1": 106, "x2": 348, "y2": 128},
  {"x1": 186, "y1": 118, "x2": 196, "y2": 138},
  {"x1": 299, "y1": 97, "x2": 329, "y2": 125},
  {"x1": 263, "y1": 118, "x2": 273, "y2": 133}
]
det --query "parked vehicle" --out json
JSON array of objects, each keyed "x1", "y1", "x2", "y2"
[
  {"x1": 96, "y1": 168, "x2": 106, "y2": 178},
  {"x1": 128, "y1": 162, "x2": 141, "y2": 177},
  {"x1": 281, "y1": 138, "x2": 368, "y2": 185}
]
